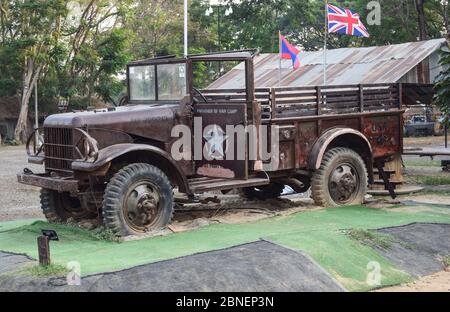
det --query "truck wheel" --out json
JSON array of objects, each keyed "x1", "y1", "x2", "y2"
[
  {"x1": 311, "y1": 147, "x2": 367, "y2": 207},
  {"x1": 40, "y1": 189, "x2": 95, "y2": 222},
  {"x1": 241, "y1": 183, "x2": 284, "y2": 200},
  {"x1": 102, "y1": 163, "x2": 174, "y2": 236}
]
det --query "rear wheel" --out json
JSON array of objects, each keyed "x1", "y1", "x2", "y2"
[
  {"x1": 40, "y1": 189, "x2": 95, "y2": 222},
  {"x1": 311, "y1": 147, "x2": 367, "y2": 207},
  {"x1": 102, "y1": 163, "x2": 174, "y2": 236}
]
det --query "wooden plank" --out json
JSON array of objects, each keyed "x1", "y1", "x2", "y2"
[
  {"x1": 316, "y1": 86, "x2": 321, "y2": 116},
  {"x1": 359, "y1": 84, "x2": 364, "y2": 113},
  {"x1": 274, "y1": 86, "x2": 316, "y2": 92},
  {"x1": 324, "y1": 95, "x2": 360, "y2": 103},
  {"x1": 200, "y1": 88, "x2": 246, "y2": 94},
  {"x1": 273, "y1": 92, "x2": 318, "y2": 99},
  {"x1": 271, "y1": 109, "x2": 404, "y2": 122},
  {"x1": 275, "y1": 99, "x2": 318, "y2": 106}
]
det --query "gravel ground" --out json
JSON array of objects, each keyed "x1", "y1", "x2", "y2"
[{"x1": 0, "y1": 145, "x2": 43, "y2": 221}]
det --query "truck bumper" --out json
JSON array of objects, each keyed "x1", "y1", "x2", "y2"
[{"x1": 17, "y1": 173, "x2": 79, "y2": 194}]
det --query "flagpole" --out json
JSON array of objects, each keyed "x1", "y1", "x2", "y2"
[
  {"x1": 184, "y1": 0, "x2": 188, "y2": 57},
  {"x1": 323, "y1": 0, "x2": 328, "y2": 86},
  {"x1": 278, "y1": 31, "x2": 282, "y2": 87}
]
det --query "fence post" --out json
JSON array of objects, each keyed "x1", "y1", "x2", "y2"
[
  {"x1": 316, "y1": 86, "x2": 321, "y2": 115},
  {"x1": 270, "y1": 88, "x2": 277, "y2": 118},
  {"x1": 359, "y1": 84, "x2": 364, "y2": 113}
]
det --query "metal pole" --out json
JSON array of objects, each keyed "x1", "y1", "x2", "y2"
[
  {"x1": 34, "y1": 81, "x2": 39, "y2": 145},
  {"x1": 218, "y1": 6, "x2": 221, "y2": 75},
  {"x1": 323, "y1": 0, "x2": 328, "y2": 86},
  {"x1": 445, "y1": 122, "x2": 448, "y2": 149},
  {"x1": 278, "y1": 31, "x2": 282, "y2": 87},
  {"x1": 184, "y1": 0, "x2": 188, "y2": 57}
]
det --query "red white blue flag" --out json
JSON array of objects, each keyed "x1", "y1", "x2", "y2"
[
  {"x1": 279, "y1": 34, "x2": 301, "y2": 70},
  {"x1": 327, "y1": 4, "x2": 369, "y2": 38}
]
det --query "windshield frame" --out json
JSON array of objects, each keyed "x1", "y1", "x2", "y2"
[{"x1": 127, "y1": 58, "x2": 188, "y2": 105}]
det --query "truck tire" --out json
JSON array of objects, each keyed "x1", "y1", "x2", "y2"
[
  {"x1": 102, "y1": 163, "x2": 174, "y2": 236},
  {"x1": 241, "y1": 183, "x2": 284, "y2": 200},
  {"x1": 311, "y1": 147, "x2": 367, "y2": 207},
  {"x1": 40, "y1": 189, "x2": 95, "y2": 222}
]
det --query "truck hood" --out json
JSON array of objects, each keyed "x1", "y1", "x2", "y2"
[{"x1": 43, "y1": 104, "x2": 178, "y2": 143}]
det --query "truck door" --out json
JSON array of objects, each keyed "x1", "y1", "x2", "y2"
[{"x1": 193, "y1": 102, "x2": 248, "y2": 179}]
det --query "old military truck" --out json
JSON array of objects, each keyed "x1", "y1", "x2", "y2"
[{"x1": 18, "y1": 50, "x2": 403, "y2": 236}]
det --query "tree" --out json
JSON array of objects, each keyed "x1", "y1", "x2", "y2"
[
  {"x1": 415, "y1": 0, "x2": 428, "y2": 40},
  {"x1": 434, "y1": 41, "x2": 450, "y2": 125},
  {"x1": 124, "y1": 0, "x2": 185, "y2": 58},
  {"x1": 59, "y1": 0, "x2": 131, "y2": 106},
  {"x1": 0, "y1": 0, "x2": 67, "y2": 142}
]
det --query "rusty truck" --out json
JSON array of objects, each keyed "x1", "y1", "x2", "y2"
[{"x1": 18, "y1": 50, "x2": 403, "y2": 236}]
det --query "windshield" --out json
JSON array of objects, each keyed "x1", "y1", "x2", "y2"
[{"x1": 128, "y1": 63, "x2": 186, "y2": 102}]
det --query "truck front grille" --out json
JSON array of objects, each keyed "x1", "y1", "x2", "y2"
[{"x1": 44, "y1": 127, "x2": 74, "y2": 173}]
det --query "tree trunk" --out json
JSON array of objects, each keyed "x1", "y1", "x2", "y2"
[
  {"x1": 415, "y1": 0, "x2": 429, "y2": 84},
  {"x1": 14, "y1": 58, "x2": 41, "y2": 143},
  {"x1": 415, "y1": 0, "x2": 428, "y2": 41}
]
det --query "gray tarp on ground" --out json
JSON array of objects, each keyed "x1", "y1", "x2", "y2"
[
  {"x1": 0, "y1": 251, "x2": 32, "y2": 275},
  {"x1": 375, "y1": 223, "x2": 450, "y2": 277},
  {"x1": 0, "y1": 240, "x2": 346, "y2": 292}
]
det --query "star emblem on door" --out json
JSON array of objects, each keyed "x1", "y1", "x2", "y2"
[{"x1": 204, "y1": 124, "x2": 228, "y2": 160}]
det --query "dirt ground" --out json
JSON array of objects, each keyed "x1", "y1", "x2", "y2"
[
  {"x1": 404, "y1": 135, "x2": 448, "y2": 147},
  {"x1": 0, "y1": 145, "x2": 42, "y2": 221},
  {"x1": 376, "y1": 271, "x2": 450, "y2": 292}
]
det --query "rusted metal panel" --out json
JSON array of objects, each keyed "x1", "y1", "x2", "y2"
[
  {"x1": 193, "y1": 103, "x2": 248, "y2": 179},
  {"x1": 363, "y1": 115, "x2": 401, "y2": 158},
  {"x1": 296, "y1": 122, "x2": 317, "y2": 168},
  {"x1": 44, "y1": 105, "x2": 177, "y2": 143},
  {"x1": 278, "y1": 141, "x2": 295, "y2": 170},
  {"x1": 17, "y1": 173, "x2": 79, "y2": 194},
  {"x1": 307, "y1": 128, "x2": 373, "y2": 170},
  {"x1": 320, "y1": 118, "x2": 360, "y2": 134}
]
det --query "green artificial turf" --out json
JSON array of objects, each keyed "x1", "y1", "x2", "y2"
[{"x1": 1, "y1": 205, "x2": 449, "y2": 291}]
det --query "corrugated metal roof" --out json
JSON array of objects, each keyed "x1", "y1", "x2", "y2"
[{"x1": 209, "y1": 38, "x2": 446, "y2": 89}]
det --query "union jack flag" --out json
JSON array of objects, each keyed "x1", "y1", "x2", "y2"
[{"x1": 327, "y1": 4, "x2": 369, "y2": 38}]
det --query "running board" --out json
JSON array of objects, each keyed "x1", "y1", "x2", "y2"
[{"x1": 188, "y1": 176, "x2": 270, "y2": 193}]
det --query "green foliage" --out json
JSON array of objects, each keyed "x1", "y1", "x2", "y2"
[
  {"x1": 404, "y1": 158, "x2": 442, "y2": 167},
  {"x1": 2, "y1": 139, "x2": 20, "y2": 146},
  {"x1": 346, "y1": 229, "x2": 395, "y2": 249},
  {"x1": 0, "y1": 43, "x2": 23, "y2": 96},
  {"x1": 91, "y1": 226, "x2": 123, "y2": 243},
  {"x1": 443, "y1": 255, "x2": 450, "y2": 268},
  {"x1": 24, "y1": 264, "x2": 69, "y2": 277},
  {"x1": 434, "y1": 43, "x2": 450, "y2": 126},
  {"x1": 414, "y1": 174, "x2": 450, "y2": 185}
]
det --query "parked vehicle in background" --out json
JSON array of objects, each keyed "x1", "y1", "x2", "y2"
[
  {"x1": 18, "y1": 50, "x2": 404, "y2": 236},
  {"x1": 404, "y1": 115, "x2": 436, "y2": 137}
]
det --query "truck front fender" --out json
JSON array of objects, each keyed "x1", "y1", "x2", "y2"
[
  {"x1": 72, "y1": 143, "x2": 190, "y2": 193},
  {"x1": 308, "y1": 128, "x2": 374, "y2": 182}
]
